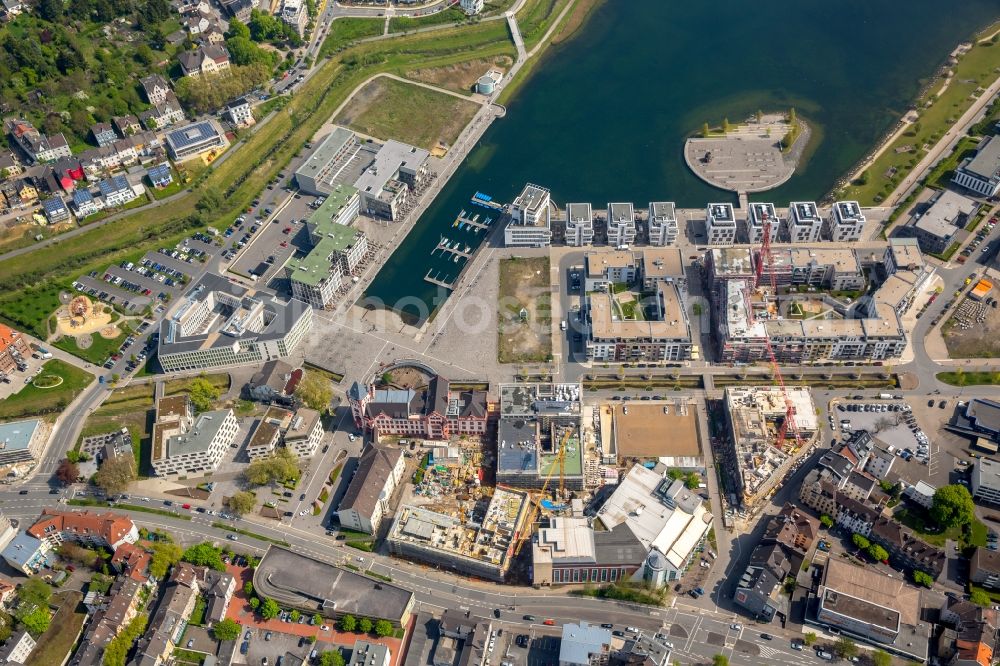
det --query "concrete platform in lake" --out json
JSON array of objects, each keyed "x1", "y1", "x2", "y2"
[{"x1": 684, "y1": 116, "x2": 803, "y2": 194}]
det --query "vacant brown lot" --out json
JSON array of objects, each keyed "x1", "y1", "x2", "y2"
[
  {"x1": 943, "y1": 297, "x2": 1000, "y2": 358},
  {"x1": 335, "y1": 76, "x2": 479, "y2": 151},
  {"x1": 406, "y1": 55, "x2": 513, "y2": 94},
  {"x1": 498, "y1": 257, "x2": 551, "y2": 363}
]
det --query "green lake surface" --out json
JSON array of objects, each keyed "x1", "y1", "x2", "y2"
[{"x1": 364, "y1": 0, "x2": 999, "y2": 323}]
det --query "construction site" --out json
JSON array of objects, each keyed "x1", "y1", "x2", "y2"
[
  {"x1": 386, "y1": 487, "x2": 531, "y2": 582},
  {"x1": 721, "y1": 386, "x2": 818, "y2": 508}
]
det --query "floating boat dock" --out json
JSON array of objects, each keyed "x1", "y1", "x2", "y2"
[
  {"x1": 471, "y1": 192, "x2": 505, "y2": 212},
  {"x1": 432, "y1": 236, "x2": 473, "y2": 260},
  {"x1": 424, "y1": 269, "x2": 456, "y2": 289},
  {"x1": 451, "y1": 209, "x2": 494, "y2": 232}
]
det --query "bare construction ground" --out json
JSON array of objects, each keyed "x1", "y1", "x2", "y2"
[
  {"x1": 498, "y1": 256, "x2": 551, "y2": 363},
  {"x1": 335, "y1": 76, "x2": 480, "y2": 152},
  {"x1": 406, "y1": 56, "x2": 513, "y2": 94},
  {"x1": 942, "y1": 296, "x2": 1000, "y2": 358}
]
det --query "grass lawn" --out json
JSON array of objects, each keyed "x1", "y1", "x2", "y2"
[
  {"x1": 925, "y1": 136, "x2": 981, "y2": 189},
  {"x1": 516, "y1": 0, "x2": 570, "y2": 51},
  {"x1": 164, "y1": 373, "x2": 231, "y2": 397},
  {"x1": 0, "y1": 282, "x2": 63, "y2": 338},
  {"x1": 25, "y1": 591, "x2": 85, "y2": 666},
  {"x1": 895, "y1": 506, "x2": 987, "y2": 549},
  {"x1": 0, "y1": 359, "x2": 94, "y2": 421},
  {"x1": 148, "y1": 169, "x2": 186, "y2": 201},
  {"x1": 189, "y1": 596, "x2": 207, "y2": 626},
  {"x1": 335, "y1": 76, "x2": 479, "y2": 151},
  {"x1": 172, "y1": 648, "x2": 206, "y2": 666},
  {"x1": 498, "y1": 256, "x2": 552, "y2": 363},
  {"x1": 321, "y1": 17, "x2": 384, "y2": 53},
  {"x1": 53, "y1": 321, "x2": 135, "y2": 366},
  {"x1": 937, "y1": 370, "x2": 1000, "y2": 386},
  {"x1": 389, "y1": 7, "x2": 467, "y2": 33},
  {"x1": 839, "y1": 38, "x2": 1000, "y2": 204}
]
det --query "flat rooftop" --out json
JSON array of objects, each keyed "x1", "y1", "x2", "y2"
[
  {"x1": 963, "y1": 135, "x2": 1000, "y2": 181},
  {"x1": 498, "y1": 383, "x2": 581, "y2": 418},
  {"x1": 833, "y1": 200, "x2": 865, "y2": 224},
  {"x1": 253, "y1": 546, "x2": 413, "y2": 623},
  {"x1": 649, "y1": 201, "x2": 676, "y2": 222},
  {"x1": 608, "y1": 202, "x2": 634, "y2": 224},
  {"x1": 585, "y1": 250, "x2": 635, "y2": 277},
  {"x1": 295, "y1": 127, "x2": 356, "y2": 182},
  {"x1": 588, "y1": 284, "x2": 690, "y2": 341},
  {"x1": 0, "y1": 419, "x2": 40, "y2": 453},
  {"x1": 916, "y1": 189, "x2": 977, "y2": 238},
  {"x1": 611, "y1": 401, "x2": 700, "y2": 459},
  {"x1": 822, "y1": 558, "x2": 919, "y2": 627},
  {"x1": 162, "y1": 409, "x2": 232, "y2": 458},
  {"x1": 790, "y1": 201, "x2": 821, "y2": 225},
  {"x1": 748, "y1": 202, "x2": 778, "y2": 226},
  {"x1": 640, "y1": 248, "x2": 684, "y2": 280},
  {"x1": 566, "y1": 203, "x2": 592, "y2": 223},
  {"x1": 514, "y1": 183, "x2": 549, "y2": 214},
  {"x1": 354, "y1": 139, "x2": 429, "y2": 195},
  {"x1": 708, "y1": 203, "x2": 735, "y2": 223}
]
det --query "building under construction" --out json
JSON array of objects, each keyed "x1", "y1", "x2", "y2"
[
  {"x1": 722, "y1": 387, "x2": 818, "y2": 508},
  {"x1": 496, "y1": 383, "x2": 585, "y2": 491},
  {"x1": 385, "y1": 487, "x2": 530, "y2": 582}
]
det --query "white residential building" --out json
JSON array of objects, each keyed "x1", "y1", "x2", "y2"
[
  {"x1": 505, "y1": 183, "x2": 552, "y2": 247},
  {"x1": 565, "y1": 203, "x2": 594, "y2": 246},
  {"x1": 746, "y1": 202, "x2": 779, "y2": 244},
  {"x1": 459, "y1": 0, "x2": 483, "y2": 14},
  {"x1": 98, "y1": 175, "x2": 138, "y2": 207},
  {"x1": 972, "y1": 457, "x2": 1000, "y2": 505},
  {"x1": 786, "y1": 201, "x2": 823, "y2": 242},
  {"x1": 284, "y1": 408, "x2": 324, "y2": 457},
  {"x1": 953, "y1": 135, "x2": 1000, "y2": 198},
  {"x1": 706, "y1": 203, "x2": 736, "y2": 245},
  {"x1": 606, "y1": 202, "x2": 637, "y2": 248},
  {"x1": 226, "y1": 98, "x2": 254, "y2": 128},
  {"x1": 150, "y1": 395, "x2": 239, "y2": 476},
  {"x1": 825, "y1": 200, "x2": 865, "y2": 242},
  {"x1": 647, "y1": 201, "x2": 678, "y2": 246},
  {"x1": 0, "y1": 631, "x2": 35, "y2": 665},
  {"x1": 338, "y1": 445, "x2": 406, "y2": 534}
]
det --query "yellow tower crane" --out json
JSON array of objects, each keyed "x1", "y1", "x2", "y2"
[{"x1": 512, "y1": 429, "x2": 570, "y2": 558}]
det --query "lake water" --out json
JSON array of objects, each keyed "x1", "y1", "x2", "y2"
[{"x1": 364, "y1": 0, "x2": 1000, "y2": 323}]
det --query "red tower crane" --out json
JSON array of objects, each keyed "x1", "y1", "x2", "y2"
[{"x1": 746, "y1": 212, "x2": 804, "y2": 451}]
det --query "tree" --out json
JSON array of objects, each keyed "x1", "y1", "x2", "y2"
[
  {"x1": 249, "y1": 597, "x2": 260, "y2": 610},
  {"x1": 313, "y1": 613, "x2": 323, "y2": 626},
  {"x1": 213, "y1": 618, "x2": 241, "y2": 641},
  {"x1": 181, "y1": 543, "x2": 225, "y2": 571},
  {"x1": 18, "y1": 579, "x2": 52, "y2": 611},
  {"x1": 17, "y1": 606, "x2": 50, "y2": 636},
  {"x1": 296, "y1": 372, "x2": 333, "y2": 413},
  {"x1": 55, "y1": 458, "x2": 79, "y2": 486},
  {"x1": 38, "y1": 0, "x2": 63, "y2": 21},
  {"x1": 852, "y1": 533, "x2": 870, "y2": 550},
  {"x1": 819, "y1": 514, "x2": 833, "y2": 528},
  {"x1": 358, "y1": 617, "x2": 373, "y2": 634},
  {"x1": 188, "y1": 376, "x2": 221, "y2": 412},
  {"x1": 58, "y1": 542, "x2": 98, "y2": 568},
  {"x1": 94, "y1": 455, "x2": 136, "y2": 494},
  {"x1": 722, "y1": 118, "x2": 731, "y2": 133},
  {"x1": 867, "y1": 544, "x2": 889, "y2": 562},
  {"x1": 712, "y1": 656, "x2": 729, "y2": 666},
  {"x1": 338, "y1": 614, "x2": 356, "y2": 632},
  {"x1": 803, "y1": 632, "x2": 817, "y2": 646},
  {"x1": 319, "y1": 652, "x2": 345, "y2": 666},
  {"x1": 835, "y1": 637, "x2": 858, "y2": 659},
  {"x1": 149, "y1": 542, "x2": 182, "y2": 579},
  {"x1": 196, "y1": 188, "x2": 224, "y2": 214},
  {"x1": 228, "y1": 17, "x2": 251, "y2": 40},
  {"x1": 290, "y1": 610, "x2": 301, "y2": 622},
  {"x1": 244, "y1": 448, "x2": 300, "y2": 487},
  {"x1": 259, "y1": 597, "x2": 280, "y2": 620},
  {"x1": 971, "y1": 588, "x2": 991, "y2": 607},
  {"x1": 872, "y1": 650, "x2": 891, "y2": 666},
  {"x1": 755, "y1": 109, "x2": 763, "y2": 123},
  {"x1": 788, "y1": 107, "x2": 797, "y2": 124},
  {"x1": 244, "y1": 581, "x2": 254, "y2": 596},
  {"x1": 226, "y1": 491, "x2": 256, "y2": 517},
  {"x1": 701, "y1": 122, "x2": 710, "y2": 137},
  {"x1": 374, "y1": 619, "x2": 393, "y2": 637},
  {"x1": 932, "y1": 484, "x2": 976, "y2": 529},
  {"x1": 912, "y1": 570, "x2": 933, "y2": 587}
]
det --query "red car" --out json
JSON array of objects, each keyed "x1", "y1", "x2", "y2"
[
  {"x1": 280, "y1": 241, "x2": 288, "y2": 248},
  {"x1": 283, "y1": 227, "x2": 292, "y2": 234},
  {"x1": 543, "y1": 619, "x2": 555, "y2": 626},
  {"x1": 182, "y1": 503, "x2": 191, "y2": 510}
]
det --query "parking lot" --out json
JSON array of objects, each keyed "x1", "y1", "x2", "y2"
[
  {"x1": 229, "y1": 203, "x2": 314, "y2": 286},
  {"x1": 834, "y1": 399, "x2": 930, "y2": 462}
]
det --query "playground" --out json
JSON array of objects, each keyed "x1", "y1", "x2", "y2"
[{"x1": 54, "y1": 296, "x2": 118, "y2": 340}]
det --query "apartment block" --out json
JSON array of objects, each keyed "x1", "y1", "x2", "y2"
[
  {"x1": 28, "y1": 509, "x2": 138, "y2": 553},
  {"x1": 786, "y1": 201, "x2": 824, "y2": 242},
  {"x1": 953, "y1": 135, "x2": 1000, "y2": 198},
  {"x1": 705, "y1": 203, "x2": 736, "y2": 245},
  {"x1": 150, "y1": 395, "x2": 238, "y2": 476},
  {"x1": 647, "y1": 201, "x2": 678, "y2": 246},
  {"x1": 606, "y1": 202, "x2": 637, "y2": 248},
  {"x1": 746, "y1": 202, "x2": 779, "y2": 244},
  {"x1": 355, "y1": 140, "x2": 429, "y2": 221},
  {"x1": 505, "y1": 183, "x2": 552, "y2": 247},
  {"x1": 337, "y1": 445, "x2": 405, "y2": 534},
  {"x1": 825, "y1": 200, "x2": 865, "y2": 242},
  {"x1": 585, "y1": 282, "x2": 692, "y2": 362},
  {"x1": 565, "y1": 202, "x2": 594, "y2": 246},
  {"x1": 0, "y1": 323, "x2": 31, "y2": 375},
  {"x1": 972, "y1": 457, "x2": 1000, "y2": 505}
]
